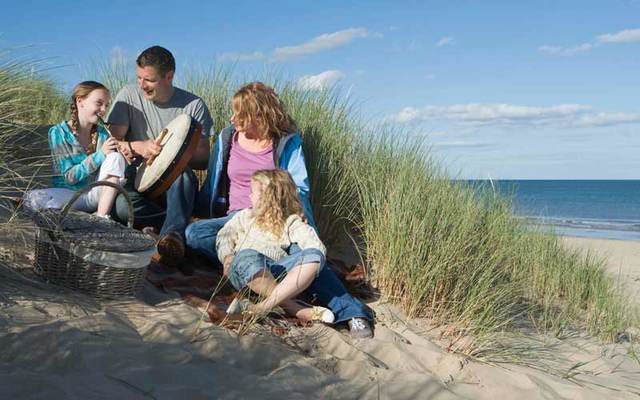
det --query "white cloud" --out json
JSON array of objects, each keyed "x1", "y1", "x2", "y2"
[
  {"x1": 597, "y1": 28, "x2": 640, "y2": 43},
  {"x1": 297, "y1": 70, "x2": 345, "y2": 90},
  {"x1": 538, "y1": 43, "x2": 593, "y2": 56},
  {"x1": 216, "y1": 51, "x2": 265, "y2": 62},
  {"x1": 272, "y1": 28, "x2": 371, "y2": 61},
  {"x1": 390, "y1": 103, "x2": 640, "y2": 128},
  {"x1": 214, "y1": 28, "x2": 377, "y2": 64},
  {"x1": 539, "y1": 27, "x2": 640, "y2": 56},
  {"x1": 436, "y1": 37, "x2": 454, "y2": 47},
  {"x1": 393, "y1": 107, "x2": 422, "y2": 123},
  {"x1": 571, "y1": 112, "x2": 640, "y2": 127}
]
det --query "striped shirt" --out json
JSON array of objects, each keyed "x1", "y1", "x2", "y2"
[{"x1": 48, "y1": 121, "x2": 108, "y2": 190}]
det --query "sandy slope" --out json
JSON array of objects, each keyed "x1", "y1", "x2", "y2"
[{"x1": 1, "y1": 236, "x2": 639, "y2": 399}]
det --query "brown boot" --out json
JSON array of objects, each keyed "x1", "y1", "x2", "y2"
[{"x1": 156, "y1": 232, "x2": 185, "y2": 266}]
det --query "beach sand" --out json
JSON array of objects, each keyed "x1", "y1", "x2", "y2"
[
  {"x1": 1, "y1": 234, "x2": 639, "y2": 399},
  {"x1": 563, "y1": 236, "x2": 640, "y2": 300}
]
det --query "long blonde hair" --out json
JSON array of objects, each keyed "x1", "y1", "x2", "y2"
[
  {"x1": 69, "y1": 81, "x2": 109, "y2": 155},
  {"x1": 252, "y1": 169, "x2": 304, "y2": 237},
  {"x1": 232, "y1": 82, "x2": 296, "y2": 141}
]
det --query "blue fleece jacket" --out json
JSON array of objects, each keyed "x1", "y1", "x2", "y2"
[{"x1": 196, "y1": 126, "x2": 316, "y2": 227}]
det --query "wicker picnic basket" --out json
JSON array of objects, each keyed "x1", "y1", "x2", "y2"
[{"x1": 29, "y1": 181, "x2": 156, "y2": 299}]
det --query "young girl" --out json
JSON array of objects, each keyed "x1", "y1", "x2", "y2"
[
  {"x1": 189, "y1": 82, "x2": 372, "y2": 337},
  {"x1": 217, "y1": 169, "x2": 334, "y2": 323},
  {"x1": 25, "y1": 81, "x2": 126, "y2": 217}
]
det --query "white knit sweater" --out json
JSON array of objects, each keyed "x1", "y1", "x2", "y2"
[{"x1": 216, "y1": 209, "x2": 326, "y2": 263}]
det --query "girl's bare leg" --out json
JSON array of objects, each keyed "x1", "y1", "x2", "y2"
[
  {"x1": 245, "y1": 263, "x2": 320, "y2": 316},
  {"x1": 96, "y1": 175, "x2": 120, "y2": 216}
]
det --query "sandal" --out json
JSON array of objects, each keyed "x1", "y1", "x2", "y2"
[
  {"x1": 291, "y1": 299, "x2": 335, "y2": 324},
  {"x1": 309, "y1": 306, "x2": 335, "y2": 324}
]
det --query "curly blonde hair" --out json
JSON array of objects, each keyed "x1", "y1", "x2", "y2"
[
  {"x1": 69, "y1": 81, "x2": 109, "y2": 154},
  {"x1": 232, "y1": 82, "x2": 296, "y2": 140},
  {"x1": 252, "y1": 169, "x2": 305, "y2": 237}
]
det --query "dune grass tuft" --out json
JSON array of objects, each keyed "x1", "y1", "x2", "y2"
[{"x1": 0, "y1": 49, "x2": 64, "y2": 211}]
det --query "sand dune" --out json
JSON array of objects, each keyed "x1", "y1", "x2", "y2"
[{"x1": 1, "y1": 236, "x2": 639, "y2": 399}]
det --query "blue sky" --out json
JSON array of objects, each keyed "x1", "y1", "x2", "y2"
[{"x1": 2, "y1": 0, "x2": 639, "y2": 179}]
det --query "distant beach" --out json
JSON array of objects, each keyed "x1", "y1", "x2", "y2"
[
  {"x1": 473, "y1": 180, "x2": 640, "y2": 241},
  {"x1": 563, "y1": 235, "x2": 640, "y2": 298}
]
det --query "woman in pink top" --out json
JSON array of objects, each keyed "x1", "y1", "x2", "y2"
[{"x1": 188, "y1": 82, "x2": 373, "y2": 338}]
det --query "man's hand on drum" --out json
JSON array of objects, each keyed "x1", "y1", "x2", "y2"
[
  {"x1": 117, "y1": 141, "x2": 136, "y2": 162},
  {"x1": 135, "y1": 139, "x2": 163, "y2": 161},
  {"x1": 101, "y1": 137, "x2": 119, "y2": 154}
]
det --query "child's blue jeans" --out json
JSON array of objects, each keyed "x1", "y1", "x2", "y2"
[
  {"x1": 228, "y1": 248, "x2": 325, "y2": 291},
  {"x1": 186, "y1": 218, "x2": 373, "y2": 324}
]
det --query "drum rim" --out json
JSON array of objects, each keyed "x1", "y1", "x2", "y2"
[
  {"x1": 134, "y1": 114, "x2": 191, "y2": 192},
  {"x1": 137, "y1": 117, "x2": 201, "y2": 198}
]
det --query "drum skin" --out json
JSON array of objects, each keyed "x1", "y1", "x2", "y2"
[{"x1": 134, "y1": 114, "x2": 201, "y2": 199}]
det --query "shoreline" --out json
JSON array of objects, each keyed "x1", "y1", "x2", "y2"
[{"x1": 563, "y1": 234, "x2": 640, "y2": 242}]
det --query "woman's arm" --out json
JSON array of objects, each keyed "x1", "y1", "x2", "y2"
[{"x1": 281, "y1": 134, "x2": 317, "y2": 228}]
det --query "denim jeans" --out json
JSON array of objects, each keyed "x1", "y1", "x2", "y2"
[
  {"x1": 185, "y1": 217, "x2": 372, "y2": 323},
  {"x1": 289, "y1": 244, "x2": 372, "y2": 324},
  {"x1": 228, "y1": 248, "x2": 324, "y2": 291},
  {"x1": 114, "y1": 166, "x2": 198, "y2": 238},
  {"x1": 185, "y1": 211, "x2": 238, "y2": 264}
]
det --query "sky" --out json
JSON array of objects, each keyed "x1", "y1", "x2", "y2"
[{"x1": 2, "y1": 0, "x2": 639, "y2": 179}]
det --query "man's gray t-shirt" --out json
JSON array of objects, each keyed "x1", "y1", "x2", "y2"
[{"x1": 106, "y1": 84, "x2": 213, "y2": 141}]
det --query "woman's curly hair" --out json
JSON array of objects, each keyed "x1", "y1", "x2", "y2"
[
  {"x1": 232, "y1": 82, "x2": 296, "y2": 140},
  {"x1": 252, "y1": 169, "x2": 305, "y2": 237}
]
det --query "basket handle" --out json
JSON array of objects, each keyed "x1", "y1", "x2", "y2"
[{"x1": 57, "y1": 181, "x2": 135, "y2": 229}]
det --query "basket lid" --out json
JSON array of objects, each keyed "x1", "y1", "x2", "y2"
[{"x1": 28, "y1": 209, "x2": 156, "y2": 253}]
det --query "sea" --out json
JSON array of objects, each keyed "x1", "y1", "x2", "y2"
[{"x1": 470, "y1": 180, "x2": 640, "y2": 241}]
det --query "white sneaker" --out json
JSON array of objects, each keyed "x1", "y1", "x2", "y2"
[
  {"x1": 226, "y1": 298, "x2": 253, "y2": 315},
  {"x1": 348, "y1": 317, "x2": 373, "y2": 339}
]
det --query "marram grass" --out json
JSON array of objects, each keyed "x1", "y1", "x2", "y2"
[
  {"x1": 1, "y1": 53, "x2": 637, "y2": 359},
  {"x1": 0, "y1": 49, "x2": 64, "y2": 212}
]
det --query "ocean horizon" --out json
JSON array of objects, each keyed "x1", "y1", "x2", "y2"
[{"x1": 465, "y1": 180, "x2": 640, "y2": 241}]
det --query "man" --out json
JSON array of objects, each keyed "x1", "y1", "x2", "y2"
[{"x1": 107, "y1": 45, "x2": 213, "y2": 267}]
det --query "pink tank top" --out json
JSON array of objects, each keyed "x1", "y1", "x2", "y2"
[{"x1": 227, "y1": 134, "x2": 275, "y2": 213}]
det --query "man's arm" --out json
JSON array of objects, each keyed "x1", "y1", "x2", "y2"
[
  {"x1": 108, "y1": 124, "x2": 135, "y2": 162},
  {"x1": 109, "y1": 123, "x2": 161, "y2": 161},
  {"x1": 107, "y1": 88, "x2": 139, "y2": 162},
  {"x1": 190, "y1": 137, "x2": 210, "y2": 170},
  {"x1": 188, "y1": 99, "x2": 213, "y2": 170},
  {"x1": 108, "y1": 123, "x2": 128, "y2": 141}
]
